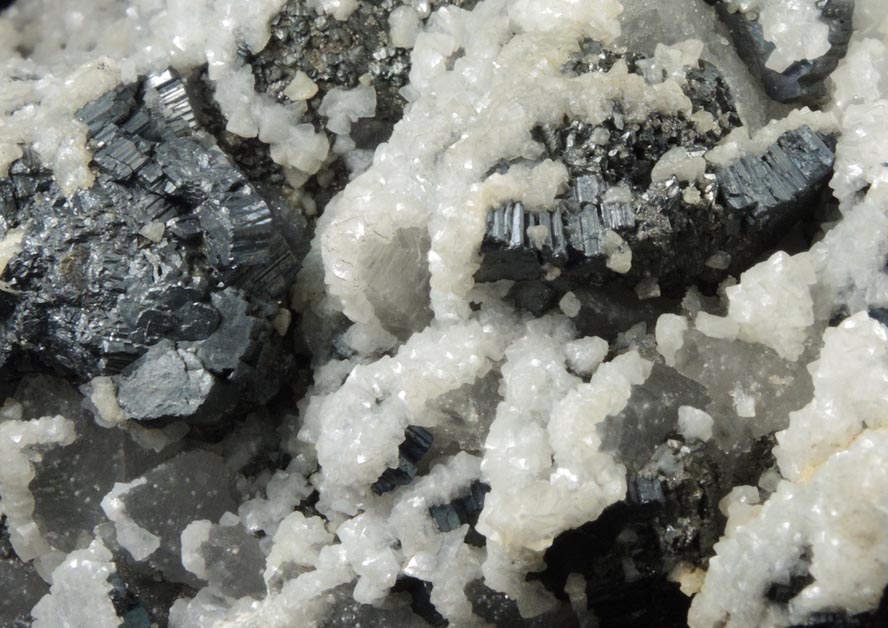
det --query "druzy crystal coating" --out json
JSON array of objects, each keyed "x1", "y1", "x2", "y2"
[{"x1": 1, "y1": 1, "x2": 888, "y2": 628}]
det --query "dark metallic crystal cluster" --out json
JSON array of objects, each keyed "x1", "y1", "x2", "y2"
[
  {"x1": 190, "y1": 0, "x2": 481, "y2": 212},
  {"x1": 239, "y1": 0, "x2": 480, "y2": 208},
  {"x1": 251, "y1": 0, "x2": 479, "y2": 123},
  {"x1": 429, "y1": 480, "x2": 490, "y2": 534},
  {"x1": 477, "y1": 47, "x2": 836, "y2": 308},
  {"x1": 0, "y1": 72, "x2": 306, "y2": 422},
  {"x1": 372, "y1": 426, "x2": 435, "y2": 495}
]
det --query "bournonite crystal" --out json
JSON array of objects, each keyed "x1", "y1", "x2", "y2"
[
  {"x1": 475, "y1": 48, "x2": 837, "y2": 302},
  {"x1": 0, "y1": 73, "x2": 304, "y2": 422},
  {"x1": 2, "y1": 1, "x2": 888, "y2": 627}
]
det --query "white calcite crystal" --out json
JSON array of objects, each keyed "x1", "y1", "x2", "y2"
[
  {"x1": 774, "y1": 313, "x2": 888, "y2": 483},
  {"x1": 84, "y1": 376, "x2": 129, "y2": 427},
  {"x1": 238, "y1": 459, "x2": 314, "y2": 538},
  {"x1": 101, "y1": 478, "x2": 161, "y2": 562},
  {"x1": 264, "y1": 511, "x2": 333, "y2": 589},
  {"x1": 690, "y1": 429, "x2": 888, "y2": 627},
  {"x1": 604, "y1": 230, "x2": 633, "y2": 274},
  {"x1": 0, "y1": 415, "x2": 76, "y2": 575},
  {"x1": 726, "y1": 251, "x2": 817, "y2": 361},
  {"x1": 558, "y1": 291, "x2": 582, "y2": 318},
  {"x1": 283, "y1": 71, "x2": 319, "y2": 102},
  {"x1": 31, "y1": 539, "x2": 120, "y2": 628},
  {"x1": 476, "y1": 315, "x2": 651, "y2": 613},
  {"x1": 688, "y1": 314, "x2": 888, "y2": 626},
  {"x1": 563, "y1": 336, "x2": 610, "y2": 377},
  {"x1": 637, "y1": 39, "x2": 705, "y2": 83},
  {"x1": 677, "y1": 405, "x2": 714, "y2": 442},
  {"x1": 695, "y1": 311, "x2": 740, "y2": 341},
  {"x1": 0, "y1": 226, "x2": 24, "y2": 275},
  {"x1": 650, "y1": 146, "x2": 707, "y2": 183},
  {"x1": 307, "y1": 0, "x2": 359, "y2": 21},
  {"x1": 318, "y1": 85, "x2": 378, "y2": 136},
  {"x1": 656, "y1": 313, "x2": 689, "y2": 366},
  {"x1": 299, "y1": 307, "x2": 520, "y2": 503},
  {"x1": 760, "y1": 0, "x2": 832, "y2": 73},
  {"x1": 389, "y1": 5, "x2": 423, "y2": 49}
]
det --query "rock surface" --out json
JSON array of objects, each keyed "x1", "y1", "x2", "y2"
[{"x1": 0, "y1": 1, "x2": 887, "y2": 627}]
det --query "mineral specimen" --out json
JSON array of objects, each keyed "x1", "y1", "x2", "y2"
[
  {"x1": 0, "y1": 72, "x2": 304, "y2": 422},
  {"x1": 707, "y1": 0, "x2": 855, "y2": 104},
  {"x1": 428, "y1": 480, "x2": 490, "y2": 529},
  {"x1": 1, "y1": 1, "x2": 888, "y2": 628},
  {"x1": 372, "y1": 426, "x2": 435, "y2": 496},
  {"x1": 475, "y1": 48, "x2": 837, "y2": 303}
]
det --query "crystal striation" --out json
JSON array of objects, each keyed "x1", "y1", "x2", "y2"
[
  {"x1": 476, "y1": 47, "x2": 836, "y2": 303},
  {"x1": 0, "y1": 72, "x2": 305, "y2": 421}
]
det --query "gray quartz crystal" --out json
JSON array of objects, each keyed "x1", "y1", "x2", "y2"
[{"x1": 120, "y1": 451, "x2": 238, "y2": 585}]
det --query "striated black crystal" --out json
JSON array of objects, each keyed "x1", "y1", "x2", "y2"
[
  {"x1": 371, "y1": 426, "x2": 434, "y2": 495},
  {"x1": 478, "y1": 113, "x2": 835, "y2": 301},
  {"x1": 429, "y1": 481, "x2": 491, "y2": 533},
  {"x1": 0, "y1": 72, "x2": 306, "y2": 422},
  {"x1": 476, "y1": 47, "x2": 837, "y2": 306}
]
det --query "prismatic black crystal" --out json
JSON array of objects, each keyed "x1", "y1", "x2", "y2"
[
  {"x1": 108, "y1": 575, "x2": 152, "y2": 628},
  {"x1": 0, "y1": 71, "x2": 307, "y2": 422},
  {"x1": 429, "y1": 480, "x2": 491, "y2": 533},
  {"x1": 528, "y1": 436, "x2": 778, "y2": 628},
  {"x1": 475, "y1": 47, "x2": 836, "y2": 305},
  {"x1": 371, "y1": 426, "x2": 434, "y2": 495}
]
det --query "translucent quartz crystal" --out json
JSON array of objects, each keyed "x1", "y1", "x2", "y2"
[
  {"x1": 181, "y1": 519, "x2": 266, "y2": 599},
  {"x1": 103, "y1": 451, "x2": 238, "y2": 585}
]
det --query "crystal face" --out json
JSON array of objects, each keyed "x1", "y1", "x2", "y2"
[{"x1": 2, "y1": 1, "x2": 888, "y2": 627}]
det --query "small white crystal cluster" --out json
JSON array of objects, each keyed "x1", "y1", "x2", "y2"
[
  {"x1": 721, "y1": 0, "x2": 834, "y2": 74},
  {"x1": 759, "y1": 0, "x2": 831, "y2": 73},
  {"x1": 2, "y1": 1, "x2": 888, "y2": 627},
  {"x1": 0, "y1": 0, "x2": 339, "y2": 194},
  {"x1": 690, "y1": 319, "x2": 888, "y2": 627},
  {"x1": 31, "y1": 539, "x2": 121, "y2": 628},
  {"x1": 685, "y1": 10, "x2": 888, "y2": 625},
  {"x1": 617, "y1": 0, "x2": 787, "y2": 129},
  {"x1": 0, "y1": 415, "x2": 75, "y2": 578}
]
